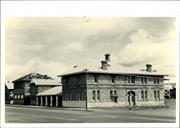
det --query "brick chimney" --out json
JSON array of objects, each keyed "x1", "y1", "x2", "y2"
[
  {"x1": 105, "y1": 54, "x2": 110, "y2": 61},
  {"x1": 146, "y1": 64, "x2": 152, "y2": 72},
  {"x1": 101, "y1": 60, "x2": 108, "y2": 70}
]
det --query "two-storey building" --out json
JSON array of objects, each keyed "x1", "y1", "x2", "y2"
[
  {"x1": 59, "y1": 54, "x2": 167, "y2": 108},
  {"x1": 13, "y1": 73, "x2": 61, "y2": 105}
]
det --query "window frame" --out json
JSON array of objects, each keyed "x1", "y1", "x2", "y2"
[
  {"x1": 144, "y1": 77, "x2": 147, "y2": 84},
  {"x1": 141, "y1": 90, "x2": 144, "y2": 100},
  {"x1": 154, "y1": 90, "x2": 157, "y2": 100},
  {"x1": 131, "y1": 76, "x2": 135, "y2": 84},
  {"x1": 145, "y1": 90, "x2": 148, "y2": 100},
  {"x1": 94, "y1": 75, "x2": 98, "y2": 83},
  {"x1": 141, "y1": 77, "x2": 144, "y2": 84},
  {"x1": 111, "y1": 75, "x2": 115, "y2": 84},
  {"x1": 97, "y1": 90, "x2": 100, "y2": 101},
  {"x1": 93, "y1": 90, "x2": 96, "y2": 101}
]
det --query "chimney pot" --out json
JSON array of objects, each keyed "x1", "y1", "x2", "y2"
[
  {"x1": 105, "y1": 54, "x2": 110, "y2": 61},
  {"x1": 146, "y1": 64, "x2": 152, "y2": 72},
  {"x1": 101, "y1": 60, "x2": 108, "y2": 70}
]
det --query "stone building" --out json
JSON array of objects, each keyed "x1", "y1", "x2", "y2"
[
  {"x1": 59, "y1": 54, "x2": 167, "y2": 108},
  {"x1": 13, "y1": 73, "x2": 61, "y2": 105}
]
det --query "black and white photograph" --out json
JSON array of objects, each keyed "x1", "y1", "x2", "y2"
[{"x1": 1, "y1": 1, "x2": 179, "y2": 128}]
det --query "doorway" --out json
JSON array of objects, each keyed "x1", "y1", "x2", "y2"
[{"x1": 127, "y1": 91, "x2": 136, "y2": 106}]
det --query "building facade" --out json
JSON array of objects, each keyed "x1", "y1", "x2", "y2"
[
  {"x1": 13, "y1": 73, "x2": 60, "y2": 105},
  {"x1": 5, "y1": 81, "x2": 14, "y2": 104},
  {"x1": 59, "y1": 54, "x2": 166, "y2": 108},
  {"x1": 30, "y1": 79, "x2": 61, "y2": 105}
]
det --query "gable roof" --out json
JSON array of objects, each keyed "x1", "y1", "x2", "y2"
[
  {"x1": 37, "y1": 86, "x2": 62, "y2": 96},
  {"x1": 30, "y1": 79, "x2": 61, "y2": 86},
  {"x1": 5, "y1": 81, "x2": 14, "y2": 89},
  {"x1": 13, "y1": 73, "x2": 53, "y2": 83},
  {"x1": 58, "y1": 65, "x2": 168, "y2": 77}
]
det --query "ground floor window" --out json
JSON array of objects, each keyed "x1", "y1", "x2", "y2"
[
  {"x1": 145, "y1": 91, "x2": 148, "y2": 100},
  {"x1": 17, "y1": 95, "x2": 20, "y2": 99},
  {"x1": 154, "y1": 90, "x2": 157, "y2": 100},
  {"x1": 92, "y1": 90, "x2": 100, "y2": 101},
  {"x1": 97, "y1": 90, "x2": 100, "y2": 101},
  {"x1": 93, "y1": 90, "x2": 96, "y2": 100},
  {"x1": 141, "y1": 90, "x2": 144, "y2": 100},
  {"x1": 154, "y1": 90, "x2": 160, "y2": 100},
  {"x1": 141, "y1": 90, "x2": 148, "y2": 100},
  {"x1": 110, "y1": 90, "x2": 118, "y2": 102},
  {"x1": 157, "y1": 90, "x2": 160, "y2": 100}
]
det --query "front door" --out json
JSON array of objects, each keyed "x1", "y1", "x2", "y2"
[{"x1": 127, "y1": 91, "x2": 135, "y2": 106}]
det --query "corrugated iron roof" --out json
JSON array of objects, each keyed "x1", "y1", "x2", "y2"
[
  {"x1": 13, "y1": 73, "x2": 53, "y2": 83},
  {"x1": 30, "y1": 79, "x2": 61, "y2": 86},
  {"x1": 58, "y1": 65, "x2": 168, "y2": 77},
  {"x1": 37, "y1": 86, "x2": 62, "y2": 96}
]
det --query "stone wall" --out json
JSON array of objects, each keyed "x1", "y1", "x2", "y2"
[
  {"x1": 62, "y1": 73, "x2": 165, "y2": 108},
  {"x1": 62, "y1": 101, "x2": 86, "y2": 108}
]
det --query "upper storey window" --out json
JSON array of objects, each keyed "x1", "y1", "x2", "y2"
[
  {"x1": 141, "y1": 77, "x2": 147, "y2": 84},
  {"x1": 127, "y1": 76, "x2": 135, "y2": 84},
  {"x1": 127, "y1": 76, "x2": 131, "y2": 83},
  {"x1": 94, "y1": 75, "x2": 98, "y2": 83},
  {"x1": 111, "y1": 75, "x2": 115, "y2": 84},
  {"x1": 144, "y1": 77, "x2": 147, "y2": 84},
  {"x1": 154, "y1": 77, "x2": 159, "y2": 84},
  {"x1": 131, "y1": 76, "x2": 135, "y2": 84},
  {"x1": 141, "y1": 77, "x2": 144, "y2": 84}
]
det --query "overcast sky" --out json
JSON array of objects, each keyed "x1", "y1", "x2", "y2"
[{"x1": 5, "y1": 17, "x2": 176, "y2": 82}]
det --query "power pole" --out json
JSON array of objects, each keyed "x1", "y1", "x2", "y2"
[{"x1": 84, "y1": 69, "x2": 88, "y2": 111}]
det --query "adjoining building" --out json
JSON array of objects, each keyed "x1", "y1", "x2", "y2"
[
  {"x1": 58, "y1": 54, "x2": 167, "y2": 108},
  {"x1": 5, "y1": 81, "x2": 14, "y2": 104},
  {"x1": 13, "y1": 73, "x2": 61, "y2": 105},
  {"x1": 5, "y1": 85, "x2": 10, "y2": 104},
  {"x1": 36, "y1": 86, "x2": 62, "y2": 107},
  {"x1": 164, "y1": 82, "x2": 176, "y2": 99}
]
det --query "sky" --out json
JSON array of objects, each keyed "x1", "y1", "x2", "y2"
[{"x1": 5, "y1": 17, "x2": 176, "y2": 82}]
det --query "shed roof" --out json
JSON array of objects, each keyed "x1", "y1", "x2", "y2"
[
  {"x1": 30, "y1": 79, "x2": 61, "y2": 86},
  {"x1": 58, "y1": 65, "x2": 168, "y2": 77},
  {"x1": 37, "y1": 86, "x2": 62, "y2": 96}
]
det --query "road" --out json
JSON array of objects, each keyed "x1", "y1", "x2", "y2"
[{"x1": 5, "y1": 105, "x2": 176, "y2": 123}]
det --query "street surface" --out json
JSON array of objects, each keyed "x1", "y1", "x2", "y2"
[{"x1": 5, "y1": 105, "x2": 176, "y2": 123}]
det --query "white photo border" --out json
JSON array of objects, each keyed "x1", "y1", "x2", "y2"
[{"x1": 1, "y1": 1, "x2": 180, "y2": 128}]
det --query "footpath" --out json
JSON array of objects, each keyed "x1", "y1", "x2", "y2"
[{"x1": 5, "y1": 104, "x2": 92, "y2": 111}]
